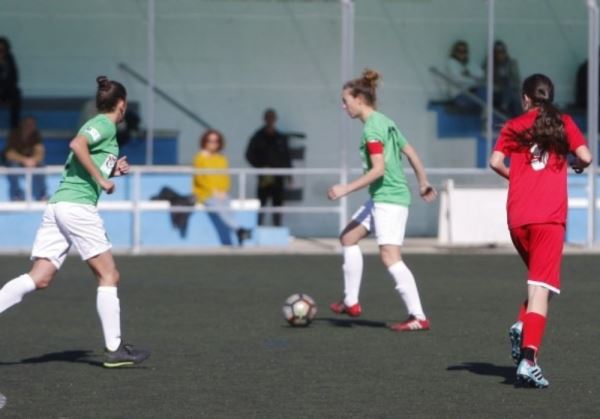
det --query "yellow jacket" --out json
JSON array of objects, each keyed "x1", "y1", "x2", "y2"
[{"x1": 192, "y1": 152, "x2": 231, "y2": 202}]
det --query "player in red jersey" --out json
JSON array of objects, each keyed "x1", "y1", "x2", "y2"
[{"x1": 490, "y1": 73, "x2": 592, "y2": 388}]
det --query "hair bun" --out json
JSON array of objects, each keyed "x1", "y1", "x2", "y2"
[
  {"x1": 96, "y1": 76, "x2": 111, "y2": 91},
  {"x1": 362, "y1": 68, "x2": 380, "y2": 88}
]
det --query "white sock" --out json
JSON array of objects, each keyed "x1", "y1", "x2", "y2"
[
  {"x1": 388, "y1": 261, "x2": 426, "y2": 320},
  {"x1": 342, "y1": 245, "x2": 363, "y2": 306},
  {"x1": 0, "y1": 274, "x2": 36, "y2": 314},
  {"x1": 97, "y1": 286, "x2": 122, "y2": 351}
]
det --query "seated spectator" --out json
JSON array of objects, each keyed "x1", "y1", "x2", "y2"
[
  {"x1": 0, "y1": 37, "x2": 21, "y2": 128},
  {"x1": 3, "y1": 116, "x2": 47, "y2": 201},
  {"x1": 446, "y1": 40, "x2": 485, "y2": 109},
  {"x1": 193, "y1": 129, "x2": 251, "y2": 245},
  {"x1": 483, "y1": 40, "x2": 521, "y2": 117}
]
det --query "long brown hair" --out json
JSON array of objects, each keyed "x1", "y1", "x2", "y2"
[
  {"x1": 343, "y1": 69, "x2": 381, "y2": 107},
  {"x1": 512, "y1": 73, "x2": 569, "y2": 158}
]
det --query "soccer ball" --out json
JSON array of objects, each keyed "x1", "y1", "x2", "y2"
[{"x1": 282, "y1": 293, "x2": 317, "y2": 327}]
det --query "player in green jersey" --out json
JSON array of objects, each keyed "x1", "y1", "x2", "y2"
[
  {"x1": 0, "y1": 76, "x2": 149, "y2": 367},
  {"x1": 328, "y1": 69, "x2": 437, "y2": 331}
]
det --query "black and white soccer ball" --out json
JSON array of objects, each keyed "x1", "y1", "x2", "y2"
[{"x1": 282, "y1": 293, "x2": 317, "y2": 327}]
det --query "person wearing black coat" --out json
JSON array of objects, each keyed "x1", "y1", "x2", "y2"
[
  {"x1": 245, "y1": 109, "x2": 291, "y2": 226},
  {"x1": 0, "y1": 37, "x2": 21, "y2": 129}
]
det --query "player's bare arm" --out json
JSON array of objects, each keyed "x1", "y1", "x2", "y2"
[
  {"x1": 327, "y1": 151, "x2": 384, "y2": 200},
  {"x1": 489, "y1": 150, "x2": 509, "y2": 179},
  {"x1": 570, "y1": 145, "x2": 592, "y2": 173},
  {"x1": 402, "y1": 144, "x2": 437, "y2": 202},
  {"x1": 70, "y1": 135, "x2": 115, "y2": 194}
]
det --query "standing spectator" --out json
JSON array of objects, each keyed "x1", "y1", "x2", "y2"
[
  {"x1": 193, "y1": 129, "x2": 251, "y2": 245},
  {"x1": 575, "y1": 50, "x2": 600, "y2": 113},
  {"x1": 3, "y1": 116, "x2": 47, "y2": 201},
  {"x1": 483, "y1": 40, "x2": 521, "y2": 117},
  {"x1": 446, "y1": 40, "x2": 485, "y2": 108},
  {"x1": 245, "y1": 109, "x2": 291, "y2": 226},
  {"x1": 490, "y1": 74, "x2": 592, "y2": 388},
  {"x1": 0, "y1": 37, "x2": 21, "y2": 128},
  {"x1": 576, "y1": 59, "x2": 588, "y2": 109}
]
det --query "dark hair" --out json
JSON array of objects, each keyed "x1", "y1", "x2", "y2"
[
  {"x1": 96, "y1": 76, "x2": 127, "y2": 113},
  {"x1": 0, "y1": 37, "x2": 11, "y2": 52},
  {"x1": 494, "y1": 40, "x2": 507, "y2": 53},
  {"x1": 450, "y1": 40, "x2": 469, "y2": 62},
  {"x1": 343, "y1": 68, "x2": 381, "y2": 107},
  {"x1": 512, "y1": 73, "x2": 569, "y2": 158},
  {"x1": 264, "y1": 108, "x2": 277, "y2": 119},
  {"x1": 200, "y1": 129, "x2": 225, "y2": 152}
]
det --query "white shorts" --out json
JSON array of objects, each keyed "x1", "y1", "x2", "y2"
[
  {"x1": 31, "y1": 202, "x2": 112, "y2": 269},
  {"x1": 351, "y1": 199, "x2": 409, "y2": 246}
]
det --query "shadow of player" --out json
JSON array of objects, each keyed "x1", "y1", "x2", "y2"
[
  {"x1": 316, "y1": 317, "x2": 389, "y2": 329},
  {"x1": 447, "y1": 362, "x2": 516, "y2": 385},
  {"x1": 0, "y1": 350, "x2": 102, "y2": 367}
]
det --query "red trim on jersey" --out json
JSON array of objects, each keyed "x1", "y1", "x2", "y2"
[{"x1": 367, "y1": 141, "x2": 383, "y2": 155}]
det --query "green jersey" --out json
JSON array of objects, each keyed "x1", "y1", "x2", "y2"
[
  {"x1": 50, "y1": 114, "x2": 119, "y2": 206},
  {"x1": 360, "y1": 111, "x2": 411, "y2": 206}
]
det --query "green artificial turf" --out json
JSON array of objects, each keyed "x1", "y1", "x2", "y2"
[{"x1": 0, "y1": 254, "x2": 598, "y2": 418}]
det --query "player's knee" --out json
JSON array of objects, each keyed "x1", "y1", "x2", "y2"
[
  {"x1": 339, "y1": 233, "x2": 357, "y2": 247},
  {"x1": 379, "y1": 252, "x2": 392, "y2": 267},
  {"x1": 379, "y1": 249, "x2": 401, "y2": 268},
  {"x1": 33, "y1": 275, "x2": 53, "y2": 289},
  {"x1": 339, "y1": 234, "x2": 349, "y2": 246},
  {"x1": 99, "y1": 269, "x2": 120, "y2": 287}
]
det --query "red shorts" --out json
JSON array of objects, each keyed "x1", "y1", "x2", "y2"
[{"x1": 509, "y1": 223, "x2": 565, "y2": 294}]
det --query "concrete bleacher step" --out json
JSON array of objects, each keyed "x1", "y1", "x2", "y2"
[
  {"x1": 253, "y1": 226, "x2": 291, "y2": 246},
  {"x1": 0, "y1": 198, "x2": 291, "y2": 250},
  {"x1": 427, "y1": 101, "x2": 503, "y2": 168}
]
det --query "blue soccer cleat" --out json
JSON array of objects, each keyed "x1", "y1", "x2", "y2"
[
  {"x1": 509, "y1": 321, "x2": 523, "y2": 364},
  {"x1": 516, "y1": 359, "x2": 549, "y2": 388}
]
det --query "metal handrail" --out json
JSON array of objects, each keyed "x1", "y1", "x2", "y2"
[
  {"x1": 118, "y1": 62, "x2": 212, "y2": 129},
  {"x1": 429, "y1": 66, "x2": 509, "y2": 122},
  {"x1": 1, "y1": 165, "x2": 597, "y2": 251}
]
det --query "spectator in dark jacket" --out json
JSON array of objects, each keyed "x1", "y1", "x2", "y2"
[
  {"x1": 0, "y1": 37, "x2": 21, "y2": 128},
  {"x1": 483, "y1": 40, "x2": 521, "y2": 117},
  {"x1": 245, "y1": 109, "x2": 291, "y2": 226}
]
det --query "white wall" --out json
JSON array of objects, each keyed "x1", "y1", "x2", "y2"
[{"x1": 0, "y1": 0, "x2": 590, "y2": 236}]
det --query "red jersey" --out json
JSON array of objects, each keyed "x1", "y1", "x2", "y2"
[{"x1": 494, "y1": 109, "x2": 587, "y2": 228}]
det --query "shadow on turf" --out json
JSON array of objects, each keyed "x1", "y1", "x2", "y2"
[
  {"x1": 316, "y1": 317, "x2": 388, "y2": 328},
  {"x1": 447, "y1": 362, "x2": 516, "y2": 385},
  {"x1": 0, "y1": 350, "x2": 103, "y2": 367}
]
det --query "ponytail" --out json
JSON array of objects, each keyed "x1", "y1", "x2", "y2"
[
  {"x1": 512, "y1": 74, "x2": 569, "y2": 158},
  {"x1": 343, "y1": 68, "x2": 381, "y2": 107}
]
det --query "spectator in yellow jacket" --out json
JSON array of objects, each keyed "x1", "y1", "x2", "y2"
[{"x1": 193, "y1": 129, "x2": 251, "y2": 245}]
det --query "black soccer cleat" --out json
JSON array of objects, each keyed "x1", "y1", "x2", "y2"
[{"x1": 103, "y1": 342, "x2": 150, "y2": 368}]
